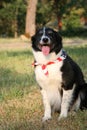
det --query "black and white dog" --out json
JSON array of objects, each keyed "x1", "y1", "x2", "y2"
[{"x1": 31, "y1": 27, "x2": 87, "y2": 121}]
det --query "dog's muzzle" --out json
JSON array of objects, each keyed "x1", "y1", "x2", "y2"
[{"x1": 40, "y1": 36, "x2": 51, "y2": 45}]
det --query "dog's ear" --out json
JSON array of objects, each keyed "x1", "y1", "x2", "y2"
[
  {"x1": 31, "y1": 34, "x2": 36, "y2": 43},
  {"x1": 54, "y1": 30, "x2": 62, "y2": 50},
  {"x1": 31, "y1": 27, "x2": 39, "y2": 43},
  {"x1": 55, "y1": 31, "x2": 62, "y2": 43}
]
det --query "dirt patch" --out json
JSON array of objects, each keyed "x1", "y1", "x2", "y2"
[
  {"x1": 0, "y1": 38, "x2": 87, "y2": 51},
  {"x1": 63, "y1": 38, "x2": 87, "y2": 45},
  {"x1": 0, "y1": 42, "x2": 31, "y2": 51}
]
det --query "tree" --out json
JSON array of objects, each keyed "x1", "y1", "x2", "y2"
[
  {"x1": 0, "y1": 0, "x2": 26, "y2": 37},
  {"x1": 36, "y1": 0, "x2": 53, "y2": 28},
  {"x1": 25, "y1": 0, "x2": 38, "y2": 37},
  {"x1": 36, "y1": 0, "x2": 78, "y2": 30},
  {"x1": 0, "y1": 0, "x2": 86, "y2": 37},
  {"x1": 79, "y1": 0, "x2": 87, "y2": 25}
]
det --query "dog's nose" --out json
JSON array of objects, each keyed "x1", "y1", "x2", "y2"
[{"x1": 42, "y1": 37, "x2": 49, "y2": 43}]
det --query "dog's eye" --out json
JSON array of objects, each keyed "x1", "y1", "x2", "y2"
[
  {"x1": 47, "y1": 30, "x2": 53, "y2": 34},
  {"x1": 39, "y1": 30, "x2": 43, "y2": 35}
]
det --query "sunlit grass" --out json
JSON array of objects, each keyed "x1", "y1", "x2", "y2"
[
  {"x1": 0, "y1": 38, "x2": 29, "y2": 44},
  {"x1": 0, "y1": 49, "x2": 36, "y2": 101},
  {"x1": 64, "y1": 45, "x2": 87, "y2": 80},
  {"x1": 0, "y1": 44, "x2": 87, "y2": 130}
]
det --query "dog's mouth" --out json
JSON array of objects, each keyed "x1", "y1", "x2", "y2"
[
  {"x1": 42, "y1": 46, "x2": 50, "y2": 55},
  {"x1": 38, "y1": 44, "x2": 51, "y2": 56}
]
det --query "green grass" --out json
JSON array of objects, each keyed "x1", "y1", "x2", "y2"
[
  {"x1": 0, "y1": 44, "x2": 87, "y2": 130},
  {"x1": 0, "y1": 49, "x2": 36, "y2": 101}
]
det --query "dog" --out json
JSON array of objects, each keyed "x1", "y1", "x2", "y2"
[{"x1": 31, "y1": 27, "x2": 87, "y2": 122}]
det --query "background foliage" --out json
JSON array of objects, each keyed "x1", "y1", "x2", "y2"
[
  {"x1": 0, "y1": 0, "x2": 26, "y2": 37},
  {"x1": 0, "y1": 0, "x2": 87, "y2": 37}
]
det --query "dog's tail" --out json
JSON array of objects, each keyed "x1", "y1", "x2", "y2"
[{"x1": 80, "y1": 83, "x2": 87, "y2": 110}]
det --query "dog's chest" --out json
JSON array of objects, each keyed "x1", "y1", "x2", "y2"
[{"x1": 35, "y1": 61, "x2": 63, "y2": 90}]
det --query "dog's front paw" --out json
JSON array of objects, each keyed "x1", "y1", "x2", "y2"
[
  {"x1": 58, "y1": 113, "x2": 67, "y2": 121},
  {"x1": 42, "y1": 115, "x2": 51, "y2": 122}
]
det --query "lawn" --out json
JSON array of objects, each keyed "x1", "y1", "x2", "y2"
[{"x1": 0, "y1": 42, "x2": 87, "y2": 130}]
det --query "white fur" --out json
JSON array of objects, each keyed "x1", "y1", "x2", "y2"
[
  {"x1": 40, "y1": 27, "x2": 51, "y2": 44},
  {"x1": 32, "y1": 49, "x2": 78, "y2": 121}
]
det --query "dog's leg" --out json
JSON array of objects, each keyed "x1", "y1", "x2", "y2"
[
  {"x1": 59, "y1": 88, "x2": 74, "y2": 120},
  {"x1": 41, "y1": 89, "x2": 51, "y2": 122}
]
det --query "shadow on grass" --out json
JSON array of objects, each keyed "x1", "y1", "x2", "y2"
[
  {"x1": 0, "y1": 67, "x2": 36, "y2": 100},
  {"x1": 0, "y1": 49, "x2": 36, "y2": 101},
  {"x1": 65, "y1": 46, "x2": 87, "y2": 81},
  {"x1": 0, "y1": 49, "x2": 33, "y2": 57},
  {"x1": 0, "y1": 67, "x2": 35, "y2": 87}
]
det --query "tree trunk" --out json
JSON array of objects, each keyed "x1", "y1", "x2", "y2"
[
  {"x1": 14, "y1": 19, "x2": 18, "y2": 38},
  {"x1": 25, "y1": 0, "x2": 38, "y2": 37},
  {"x1": 58, "y1": 16, "x2": 62, "y2": 30}
]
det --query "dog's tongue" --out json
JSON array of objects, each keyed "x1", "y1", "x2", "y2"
[{"x1": 42, "y1": 46, "x2": 50, "y2": 56}]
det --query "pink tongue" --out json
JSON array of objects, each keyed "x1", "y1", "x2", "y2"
[{"x1": 42, "y1": 46, "x2": 50, "y2": 56}]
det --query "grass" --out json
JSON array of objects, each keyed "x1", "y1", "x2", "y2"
[
  {"x1": 0, "y1": 42, "x2": 87, "y2": 130},
  {"x1": 0, "y1": 38, "x2": 29, "y2": 44},
  {"x1": 0, "y1": 50, "x2": 35, "y2": 101}
]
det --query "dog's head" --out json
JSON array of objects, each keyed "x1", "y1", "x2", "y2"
[{"x1": 31, "y1": 27, "x2": 62, "y2": 56}]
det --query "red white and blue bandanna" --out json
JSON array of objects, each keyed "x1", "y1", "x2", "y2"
[{"x1": 32, "y1": 50, "x2": 67, "y2": 76}]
